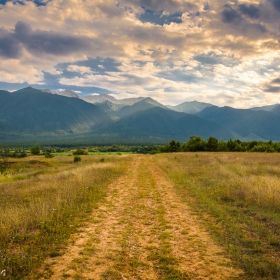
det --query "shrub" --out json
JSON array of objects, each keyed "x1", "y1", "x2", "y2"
[
  {"x1": 72, "y1": 149, "x2": 88, "y2": 155},
  {"x1": 0, "y1": 156, "x2": 9, "y2": 174},
  {"x1": 30, "y1": 144, "x2": 40, "y2": 155},
  {"x1": 74, "y1": 155, "x2": 81, "y2": 162},
  {"x1": 44, "y1": 153, "x2": 54, "y2": 158}
]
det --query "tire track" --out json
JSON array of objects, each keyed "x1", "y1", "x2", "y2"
[{"x1": 35, "y1": 155, "x2": 242, "y2": 280}]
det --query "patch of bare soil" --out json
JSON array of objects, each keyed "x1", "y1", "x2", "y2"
[{"x1": 35, "y1": 155, "x2": 242, "y2": 280}]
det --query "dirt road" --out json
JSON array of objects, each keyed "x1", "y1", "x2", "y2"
[{"x1": 37, "y1": 155, "x2": 242, "y2": 279}]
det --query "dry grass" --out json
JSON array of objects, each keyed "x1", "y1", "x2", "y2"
[
  {"x1": 154, "y1": 152, "x2": 280, "y2": 279},
  {"x1": 1, "y1": 152, "x2": 280, "y2": 279},
  {"x1": 0, "y1": 155, "x2": 130, "y2": 279}
]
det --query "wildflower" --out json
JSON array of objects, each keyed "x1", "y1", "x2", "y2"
[{"x1": 1, "y1": 269, "x2": 6, "y2": 276}]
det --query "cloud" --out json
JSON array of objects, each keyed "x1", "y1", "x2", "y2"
[
  {"x1": 0, "y1": 28, "x2": 22, "y2": 58},
  {"x1": 14, "y1": 21, "x2": 90, "y2": 56},
  {"x1": 0, "y1": 21, "x2": 92, "y2": 59},
  {"x1": 261, "y1": 75, "x2": 280, "y2": 93},
  {"x1": 138, "y1": 8, "x2": 183, "y2": 26},
  {"x1": 119, "y1": 0, "x2": 197, "y2": 14},
  {"x1": 238, "y1": 4, "x2": 260, "y2": 19},
  {"x1": 269, "y1": 0, "x2": 280, "y2": 11},
  {"x1": 0, "y1": 0, "x2": 49, "y2": 6},
  {"x1": 222, "y1": 6, "x2": 242, "y2": 23},
  {"x1": 271, "y1": 78, "x2": 280, "y2": 84},
  {"x1": 0, "y1": 0, "x2": 280, "y2": 107},
  {"x1": 263, "y1": 86, "x2": 280, "y2": 93},
  {"x1": 66, "y1": 65, "x2": 92, "y2": 75}
]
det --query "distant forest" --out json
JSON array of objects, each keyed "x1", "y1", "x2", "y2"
[
  {"x1": 1, "y1": 136, "x2": 280, "y2": 160},
  {"x1": 159, "y1": 136, "x2": 280, "y2": 153}
]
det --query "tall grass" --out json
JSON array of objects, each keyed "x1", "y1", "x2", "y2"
[
  {"x1": 154, "y1": 153, "x2": 280, "y2": 279},
  {"x1": 0, "y1": 155, "x2": 130, "y2": 279}
]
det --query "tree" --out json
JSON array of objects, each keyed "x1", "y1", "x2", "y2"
[
  {"x1": 168, "y1": 140, "x2": 181, "y2": 152},
  {"x1": 247, "y1": 140, "x2": 258, "y2": 151},
  {"x1": 217, "y1": 140, "x2": 228, "y2": 151},
  {"x1": 226, "y1": 138, "x2": 236, "y2": 151},
  {"x1": 207, "y1": 136, "x2": 218, "y2": 151},
  {"x1": 159, "y1": 140, "x2": 180, "y2": 153},
  {"x1": 181, "y1": 135, "x2": 207, "y2": 152},
  {"x1": 30, "y1": 144, "x2": 40, "y2": 155}
]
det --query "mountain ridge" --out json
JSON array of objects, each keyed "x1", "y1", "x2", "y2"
[
  {"x1": 197, "y1": 106, "x2": 280, "y2": 140},
  {"x1": 1, "y1": 86, "x2": 280, "y2": 143},
  {"x1": 0, "y1": 87, "x2": 110, "y2": 135}
]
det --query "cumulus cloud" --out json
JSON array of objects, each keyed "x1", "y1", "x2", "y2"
[
  {"x1": 0, "y1": 21, "x2": 91, "y2": 58},
  {"x1": 0, "y1": 28, "x2": 22, "y2": 58},
  {"x1": 269, "y1": 0, "x2": 280, "y2": 11},
  {"x1": 238, "y1": 4, "x2": 260, "y2": 19},
  {"x1": 0, "y1": 0, "x2": 280, "y2": 107},
  {"x1": 261, "y1": 75, "x2": 280, "y2": 93}
]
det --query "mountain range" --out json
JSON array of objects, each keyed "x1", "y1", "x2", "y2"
[{"x1": 0, "y1": 87, "x2": 279, "y2": 144}]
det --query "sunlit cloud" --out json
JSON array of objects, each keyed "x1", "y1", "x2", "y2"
[{"x1": 0, "y1": 0, "x2": 279, "y2": 107}]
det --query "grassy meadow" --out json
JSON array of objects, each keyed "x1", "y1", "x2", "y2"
[
  {"x1": 154, "y1": 152, "x2": 280, "y2": 279},
  {"x1": 0, "y1": 152, "x2": 280, "y2": 279},
  {"x1": 0, "y1": 154, "x2": 130, "y2": 279}
]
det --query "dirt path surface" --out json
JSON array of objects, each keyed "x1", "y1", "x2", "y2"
[{"x1": 38, "y1": 155, "x2": 242, "y2": 280}]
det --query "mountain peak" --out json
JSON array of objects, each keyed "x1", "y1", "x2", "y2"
[
  {"x1": 14, "y1": 86, "x2": 43, "y2": 95},
  {"x1": 170, "y1": 100, "x2": 214, "y2": 114}
]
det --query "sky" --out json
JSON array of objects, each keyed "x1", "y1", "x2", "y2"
[{"x1": 0, "y1": 0, "x2": 280, "y2": 108}]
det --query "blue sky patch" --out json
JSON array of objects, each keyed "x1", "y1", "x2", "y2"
[
  {"x1": 0, "y1": 0, "x2": 50, "y2": 6},
  {"x1": 139, "y1": 7, "x2": 182, "y2": 26},
  {"x1": 57, "y1": 57, "x2": 121, "y2": 76},
  {"x1": 157, "y1": 70, "x2": 199, "y2": 83},
  {"x1": 194, "y1": 53, "x2": 240, "y2": 68}
]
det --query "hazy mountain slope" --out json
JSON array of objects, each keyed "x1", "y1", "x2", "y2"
[
  {"x1": 117, "y1": 97, "x2": 168, "y2": 118},
  {"x1": 42, "y1": 89, "x2": 80, "y2": 98},
  {"x1": 270, "y1": 105, "x2": 280, "y2": 116},
  {"x1": 250, "y1": 104, "x2": 279, "y2": 112},
  {"x1": 197, "y1": 106, "x2": 280, "y2": 140},
  {"x1": 121, "y1": 97, "x2": 145, "y2": 105},
  {"x1": 82, "y1": 94, "x2": 145, "y2": 106},
  {"x1": 98, "y1": 107, "x2": 237, "y2": 140},
  {"x1": 82, "y1": 94, "x2": 118, "y2": 104},
  {"x1": 169, "y1": 101, "x2": 214, "y2": 114},
  {"x1": 0, "y1": 87, "x2": 110, "y2": 134},
  {"x1": 94, "y1": 100, "x2": 124, "y2": 114}
]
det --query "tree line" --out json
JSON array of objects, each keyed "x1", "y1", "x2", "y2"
[
  {"x1": 159, "y1": 136, "x2": 280, "y2": 153},
  {"x1": 1, "y1": 137, "x2": 280, "y2": 158}
]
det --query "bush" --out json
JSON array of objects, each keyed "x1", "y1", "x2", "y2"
[
  {"x1": 74, "y1": 155, "x2": 81, "y2": 162},
  {"x1": 30, "y1": 144, "x2": 40, "y2": 155},
  {"x1": 44, "y1": 153, "x2": 54, "y2": 158},
  {"x1": 0, "y1": 156, "x2": 9, "y2": 174},
  {"x1": 72, "y1": 149, "x2": 88, "y2": 155}
]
